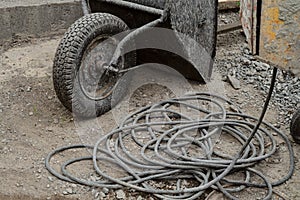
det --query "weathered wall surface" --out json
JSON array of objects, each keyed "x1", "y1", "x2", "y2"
[
  {"x1": 0, "y1": 0, "x2": 82, "y2": 44},
  {"x1": 260, "y1": 0, "x2": 300, "y2": 76}
]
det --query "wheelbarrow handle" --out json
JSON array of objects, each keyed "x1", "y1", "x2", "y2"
[
  {"x1": 98, "y1": 0, "x2": 164, "y2": 15},
  {"x1": 109, "y1": 17, "x2": 164, "y2": 68},
  {"x1": 81, "y1": 0, "x2": 91, "y2": 15}
]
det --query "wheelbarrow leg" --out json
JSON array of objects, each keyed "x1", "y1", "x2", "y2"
[{"x1": 291, "y1": 108, "x2": 300, "y2": 144}]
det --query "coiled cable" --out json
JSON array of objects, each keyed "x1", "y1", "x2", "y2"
[{"x1": 46, "y1": 68, "x2": 294, "y2": 199}]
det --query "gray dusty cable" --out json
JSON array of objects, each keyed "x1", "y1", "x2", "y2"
[{"x1": 46, "y1": 68, "x2": 294, "y2": 200}]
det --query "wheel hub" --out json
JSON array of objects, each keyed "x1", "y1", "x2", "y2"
[{"x1": 78, "y1": 36, "x2": 123, "y2": 100}]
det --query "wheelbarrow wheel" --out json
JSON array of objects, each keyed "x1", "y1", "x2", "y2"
[
  {"x1": 291, "y1": 108, "x2": 300, "y2": 144},
  {"x1": 53, "y1": 13, "x2": 134, "y2": 118}
]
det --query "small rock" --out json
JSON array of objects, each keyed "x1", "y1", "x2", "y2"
[
  {"x1": 94, "y1": 192, "x2": 99, "y2": 198},
  {"x1": 90, "y1": 176, "x2": 97, "y2": 182},
  {"x1": 16, "y1": 87, "x2": 24, "y2": 92},
  {"x1": 29, "y1": 112, "x2": 34, "y2": 116},
  {"x1": 221, "y1": 76, "x2": 227, "y2": 82},
  {"x1": 46, "y1": 127, "x2": 53, "y2": 132},
  {"x1": 253, "y1": 61, "x2": 260, "y2": 67},
  {"x1": 62, "y1": 191, "x2": 69, "y2": 195},
  {"x1": 48, "y1": 176, "x2": 54, "y2": 182},
  {"x1": 26, "y1": 86, "x2": 32, "y2": 92},
  {"x1": 99, "y1": 192, "x2": 106, "y2": 199},
  {"x1": 242, "y1": 57, "x2": 251, "y2": 65},
  {"x1": 116, "y1": 189, "x2": 126, "y2": 199},
  {"x1": 102, "y1": 187, "x2": 109, "y2": 194},
  {"x1": 227, "y1": 75, "x2": 241, "y2": 90},
  {"x1": 137, "y1": 196, "x2": 143, "y2": 200},
  {"x1": 274, "y1": 123, "x2": 281, "y2": 129},
  {"x1": 66, "y1": 187, "x2": 73, "y2": 194},
  {"x1": 261, "y1": 63, "x2": 270, "y2": 70},
  {"x1": 3, "y1": 147, "x2": 8, "y2": 153},
  {"x1": 225, "y1": 63, "x2": 232, "y2": 69},
  {"x1": 292, "y1": 77, "x2": 299, "y2": 83},
  {"x1": 243, "y1": 48, "x2": 250, "y2": 55},
  {"x1": 230, "y1": 105, "x2": 239, "y2": 113}
]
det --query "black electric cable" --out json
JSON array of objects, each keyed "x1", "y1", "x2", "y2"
[{"x1": 46, "y1": 67, "x2": 294, "y2": 200}]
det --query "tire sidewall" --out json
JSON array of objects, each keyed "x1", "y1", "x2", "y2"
[
  {"x1": 65, "y1": 13, "x2": 131, "y2": 118},
  {"x1": 291, "y1": 108, "x2": 300, "y2": 143}
]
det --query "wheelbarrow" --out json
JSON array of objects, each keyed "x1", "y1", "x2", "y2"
[{"x1": 52, "y1": 0, "x2": 218, "y2": 118}]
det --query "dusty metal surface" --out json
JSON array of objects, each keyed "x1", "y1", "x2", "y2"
[
  {"x1": 241, "y1": 0, "x2": 300, "y2": 76},
  {"x1": 166, "y1": 0, "x2": 218, "y2": 80},
  {"x1": 240, "y1": 0, "x2": 257, "y2": 54},
  {"x1": 259, "y1": 0, "x2": 300, "y2": 76}
]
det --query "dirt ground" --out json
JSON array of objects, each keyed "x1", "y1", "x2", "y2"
[{"x1": 0, "y1": 30, "x2": 299, "y2": 199}]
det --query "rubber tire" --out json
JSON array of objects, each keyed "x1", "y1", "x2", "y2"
[
  {"x1": 291, "y1": 108, "x2": 300, "y2": 144},
  {"x1": 53, "y1": 13, "x2": 132, "y2": 118}
]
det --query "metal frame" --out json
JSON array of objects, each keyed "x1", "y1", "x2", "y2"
[
  {"x1": 97, "y1": 0, "x2": 164, "y2": 15},
  {"x1": 81, "y1": 0, "x2": 166, "y2": 73},
  {"x1": 81, "y1": 0, "x2": 91, "y2": 15},
  {"x1": 241, "y1": 0, "x2": 300, "y2": 76},
  {"x1": 80, "y1": 0, "x2": 218, "y2": 83}
]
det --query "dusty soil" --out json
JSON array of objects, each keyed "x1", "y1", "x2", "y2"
[{"x1": 0, "y1": 24, "x2": 300, "y2": 200}]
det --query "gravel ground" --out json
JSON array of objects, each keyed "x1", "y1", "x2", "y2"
[
  {"x1": 0, "y1": 10, "x2": 299, "y2": 200},
  {"x1": 215, "y1": 31, "x2": 300, "y2": 126}
]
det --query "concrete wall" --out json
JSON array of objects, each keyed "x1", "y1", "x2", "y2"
[{"x1": 0, "y1": 0, "x2": 83, "y2": 44}]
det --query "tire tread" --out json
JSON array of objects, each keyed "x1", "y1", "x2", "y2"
[{"x1": 53, "y1": 13, "x2": 129, "y2": 117}]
